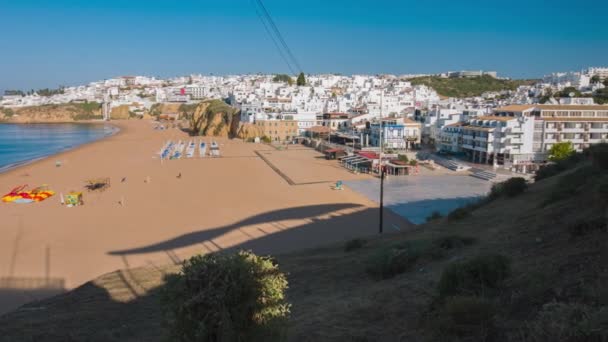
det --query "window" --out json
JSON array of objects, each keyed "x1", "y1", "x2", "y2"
[
  {"x1": 564, "y1": 122, "x2": 576, "y2": 129},
  {"x1": 597, "y1": 111, "x2": 608, "y2": 117},
  {"x1": 591, "y1": 123, "x2": 603, "y2": 129},
  {"x1": 562, "y1": 133, "x2": 575, "y2": 139},
  {"x1": 570, "y1": 111, "x2": 582, "y2": 117}
]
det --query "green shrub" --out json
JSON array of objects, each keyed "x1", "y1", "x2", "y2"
[
  {"x1": 426, "y1": 211, "x2": 443, "y2": 222},
  {"x1": 490, "y1": 177, "x2": 528, "y2": 199},
  {"x1": 73, "y1": 113, "x2": 104, "y2": 120},
  {"x1": 435, "y1": 296, "x2": 496, "y2": 340},
  {"x1": 261, "y1": 136, "x2": 272, "y2": 143},
  {"x1": 599, "y1": 178, "x2": 608, "y2": 202},
  {"x1": 438, "y1": 254, "x2": 511, "y2": 298},
  {"x1": 525, "y1": 302, "x2": 608, "y2": 342},
  {"x1": 366, "y1": 246, "x2": 419, "y2": 279},
  {"x1": 367, "y1": 237, "x2": 475, "y2": 280},
  {"x1": 447, "y1": 207, "x2": 472, "y2": 221},
  {"x1": 432, "y1": 235, "x2": 476, "y2": 250},
  {"x1": 535, "y1": 152, "x2": 586, "y2": 181},
  {"x1": 543, "y1": 165, "x2": 601, "y2": 206},
  {"x1": 398, "y1": 154, "x2": 408, "y2": 163},
  {"x1": 344, "y1": 238, "x2": 366, "y2": 252},
  {"x1": 409, "y1": 160, "x2": 418, "y2": 166},
  {"x1": 588, "y1": 143, "x2": 608, "y2": 170},
  {"x1": 1, "y1": 107, "x2": 15, "y2": 117},
  {"x1": 568, "y1": 217, "x2": 607, "y2": 238},
  {"x1": 160, "y1": 251, "x2": 290, "y2": 342}
]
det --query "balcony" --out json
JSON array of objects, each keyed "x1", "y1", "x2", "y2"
[
  {"x1": 508, "y1": 128, "x2": 523, "y2": 134},
  {"x1": 461, "y1": 144, "x2": 474, "y2": 149},
  {"x1": 509, "y1": 138, "x2": 523, "y2": 145},
  {"x1": 462, "y1": 134, "x2": 474, "y2": 140}
]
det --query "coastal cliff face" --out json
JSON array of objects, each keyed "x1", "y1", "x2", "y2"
[
  {"x1": 0, "y1": 103, "x2": 103, "y2": 123},
  {"x1": 185, "y1": 100, "x2": 242, "y2": 137}
]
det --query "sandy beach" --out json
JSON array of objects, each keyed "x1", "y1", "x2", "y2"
[{"x1": 0, "y1": 120, "x2": 409, "y2": 314}]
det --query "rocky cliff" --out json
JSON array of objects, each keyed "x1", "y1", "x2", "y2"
[{"x1": 0, "y1": 103, "x2": 103, "y2": 123}]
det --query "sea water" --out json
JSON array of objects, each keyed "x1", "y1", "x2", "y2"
[{"x1": 0, "y1": 123, "x2": 116, "y2": 172}]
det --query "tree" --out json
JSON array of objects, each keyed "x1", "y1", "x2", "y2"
[
  {"x1": 272, "y1": 74, "x2": 293, "y2": 85},
  {"x1": 296, "y1": 72, "x2": 306, "y2": 86},
  {"x1": 603, "y1": 79, "x2": 608, "y2": 87},
  {"x1": 549, "y1": 142, "x2": 575, "y2": 162},
  {"x1": 591, "y1": 75, "x2": 601, "y2": 84}
]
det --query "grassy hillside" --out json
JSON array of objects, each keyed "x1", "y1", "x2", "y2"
[
  {"x1": 409, "y1": 75, "x2": 536, "y2": 98},
  {"x1": 1, "y1": 148, "x2": 607, "y2": 341}
]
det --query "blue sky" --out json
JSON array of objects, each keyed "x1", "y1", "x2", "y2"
[{"x1": 0, "y1": 0, "x2": 606, "y2": 91}]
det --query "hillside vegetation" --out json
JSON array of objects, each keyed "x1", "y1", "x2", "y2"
[
  {"x1": 409, "y1": 75, "x2": 535, "y2": 98},
  {"x1": 1, "y1": 145, "x2": 607, "y2": 341}
]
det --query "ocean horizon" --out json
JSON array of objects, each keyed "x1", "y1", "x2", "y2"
[{"x1": 0, "y1": 123, "x2": 116, "y2": 173}]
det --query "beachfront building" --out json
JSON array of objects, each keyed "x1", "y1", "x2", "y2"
[
  {"x1": 369, "y1": 118, "x2": 421, "y2": 150},
  {"x1": 438, "y1": 122, "x2": 464, "y2": 153},
  {"x1": 458, "y1": 104, "x2": 608, "y2": 171},
  {"x1": 460, "y1": 113, "x2": 534, "y2": 167},
  {"x1": 254, "y1": 120, "x2": 299, "y2": 142},
  {"x1": 322, "y1": 112, "x2": 350, "y2": 131}
]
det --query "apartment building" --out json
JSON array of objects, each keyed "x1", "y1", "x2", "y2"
[
  {"x1": 459, "y1": 104, "x2": 608, "y2": 171},
  {"x1": 438, "y1": 122, "x2": 464, "y2": 153},
  {"x1": 322, "y1": 112, "x2": 350, "y2": 131},
  {"x1": 369, "y1": 118, "x2": 421, "y2": 150},
  {"x1": 254, "y1": 120, "x2": 299, "y2": 142}
]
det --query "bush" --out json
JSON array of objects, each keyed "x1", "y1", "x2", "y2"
[
  {"x1": 599, "y1": 178, "x2": 608, "y2": 202},
  {"x1": 426, "y1": 211, "x2": 443, "y2": 222},
  {"x1": 398, "y1": 154, "x2": 408, "y2": 163},
  {"x1": 490, "y1": 177, "x2": 527, "y2": 199},
  {"x1": 409, "y1": 159, "x2": 418, "y2": 166},
  {"x1": 261, "y1": 136, "x2": 272, "y2": 143},
  {"x1": 543, "y1": 165, "x2": 601, "y2": 206},
  {"x1": 367, "y1": 237, "x2": 475, "y2": 280},
  {"x1": 447, "y1": 207, "x2": 472, "y2": 222},
  {"x1": 1, "y1": 107, "x2": 15, "y2": 117},
  {"x1": 435, "y1": 296, "x2": 496, "y2": 340},
  {"x1": 160, "y1": 251, "x2": 290, "y2": 342},
  {"x1": 568, "y1": 217, "x2": 607, "y2": 238},
  {"x1": 344, "y1": 238, "x2": 366, "y2": 252},
  {"x1": 525, "y1": 302, "x2": 608, "y2": 342},
  {"x1": 588, "y1": 143, "x2": 608, "y2": 170},
  {"x1": 438, "y1": 254, "x2": 511, "y2": 298},
  {"x1": 366, "y1": 245, "x2": 420, "y2": 279},
  {"x1": 535, "y1": 152, "x2": 586, "y2": 181},
  {"x1": 432, "y1": 235, "x2": 476, "y2": 250}
]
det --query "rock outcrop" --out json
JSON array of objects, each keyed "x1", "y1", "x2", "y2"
[
  {"x1": 185, "y1": 100, "x2": 241, "y2": 137},
  {"x1": 0, "y1": 103, "x2": 103, "y2": 123}
]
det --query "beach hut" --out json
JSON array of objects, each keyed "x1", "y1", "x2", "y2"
[
  {"x1": 65, "y1": 192, "x2": 84, "y2": 207},
  {"x1": 324, "y1": 148, "x2": 346, "y2": 160}
]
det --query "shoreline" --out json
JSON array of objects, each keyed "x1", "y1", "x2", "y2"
[{"x1": 0, "y1": 121, "x2": 122, "y2": 175}]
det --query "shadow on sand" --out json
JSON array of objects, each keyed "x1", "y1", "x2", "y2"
[{"x1": 108, "y1": 203, "x2": 373, "y2": 256}]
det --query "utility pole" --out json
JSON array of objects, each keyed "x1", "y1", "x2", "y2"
[{"x1": 378, "y1": 88, "x2": 384, "y2": 234}]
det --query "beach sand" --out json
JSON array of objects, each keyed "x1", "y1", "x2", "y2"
[{"x1": 0, "y1": 120, "x2": 410, "y2": 314}]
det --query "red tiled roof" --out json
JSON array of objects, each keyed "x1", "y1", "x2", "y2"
[{"x1": 358, "y1": 152, "x2": 379, "y2": 160}]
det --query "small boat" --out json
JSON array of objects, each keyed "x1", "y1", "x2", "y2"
[
  {"x1": 186, "y1": 140, "x2": 196, "y2": 158},
  {"x1": 199, "y1": 140, "x2": 207, "y2": 157}
]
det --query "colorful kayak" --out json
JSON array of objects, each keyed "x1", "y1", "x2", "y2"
[{"x1": 2, "y1": 185, "x2": 55, "y2": 203}]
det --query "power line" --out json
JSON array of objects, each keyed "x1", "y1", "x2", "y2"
[
  {"x1": 251, "y1": 0, "x2": 296, "y2": 74},
  {"x1": 254, "y1": 0, "x2": 303, "y2": 74}
]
